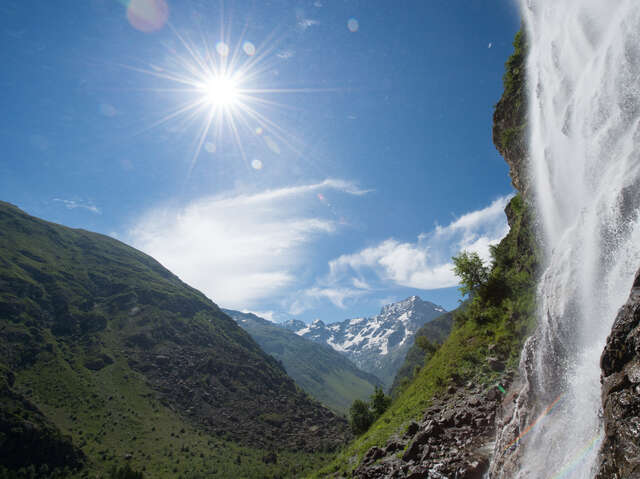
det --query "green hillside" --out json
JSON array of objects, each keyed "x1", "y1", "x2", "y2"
[
  {"x1": 0, "y1": 201, "x2": 349, "y2": 478},
  {"x1": 388, "y1": 310, "x2": 454, "y2": 396},
  {"x1": 224, "y1": 309, "x2": 382, "y2": 414}
]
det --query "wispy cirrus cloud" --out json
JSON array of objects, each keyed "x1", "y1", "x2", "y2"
[
  {"x1": 129, "y1": 179, "x2": 368, "y2": 310},
  {"x1": 294, "y1": 195, "x2": 512, "y2": 312},
  {"x1": 53, "y1": 198, "x2": 101, "y2": 214},
  {"x1": 298, "y1": 18, "x2": 319, "y2": 31}
]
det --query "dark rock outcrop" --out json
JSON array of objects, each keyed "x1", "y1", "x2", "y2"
[
  {"x1": 354, "y1": 379, "x2": 512, "y2": 479},
  {"x1": 597, "y1": 270, "x2": 640, "y2": 478}
]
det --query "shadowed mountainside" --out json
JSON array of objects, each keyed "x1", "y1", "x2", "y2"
[
  {"x1": 0, "y1": 201, "x2": 349, "y2": 478},
  {"x1": 224, "y1": 309, "x2": 382, "y2": 415}
]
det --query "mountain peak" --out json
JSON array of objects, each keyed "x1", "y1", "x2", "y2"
[
  {"x1": 379, "y1": 295, "x2": 444, "y2": 317},
  {"x1": 291, "y1": 296, "x2": 449, "y2": 387},
  {"x1": 282, "y1": 318, "x2": 306, "y2": 332}
]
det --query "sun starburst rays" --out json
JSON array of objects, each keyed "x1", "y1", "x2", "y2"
[{"x1": 120, "y1": 21, "x2": 335, "y2": 176}]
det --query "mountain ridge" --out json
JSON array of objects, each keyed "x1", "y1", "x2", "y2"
[
  {"x1": 223, "y1": 308, "x2": 382, "y2": 414},
  {"x1": 283, "y1": 296, "x2": 449, "y2": 388}
]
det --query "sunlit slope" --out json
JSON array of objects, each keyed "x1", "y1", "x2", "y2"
[
  {"x1": 312, "y1": 192, "x2": 537, "y2": 477},
  {"x1": 389, "y1": 309, "x2": 454, "y2": 396},
  {"x1": 0, "y1": 201, "x2": 349, "y2": 478},
  {"x1": 225, "y1": 309, "x2": 382, "y2": 414}
]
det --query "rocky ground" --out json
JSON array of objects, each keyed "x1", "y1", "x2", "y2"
[
  {"x1": 354, "y1": 372, "x2": 516, "y2": 479},
  {"x1": 128, "y1": 345, "x2": 350, "y2": 453}
]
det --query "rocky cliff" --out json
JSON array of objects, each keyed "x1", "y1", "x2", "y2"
[
  {"x1": 493, "y1": 29, "x2": 528, "y2": 197},
  {"x1": 597, "y1": 270, "x2": 640, "y2": 478}
]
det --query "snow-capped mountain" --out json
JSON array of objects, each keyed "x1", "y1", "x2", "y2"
[{"x1": 282, "y1": 296, "x2": 447, "y2": 387}]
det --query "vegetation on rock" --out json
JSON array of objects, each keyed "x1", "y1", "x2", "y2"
[
  {"x1": 389, "y1": 311, "x2": 452, "y2": 397},
  {"x1": 493, "y1": 29, "x2": 529, "y2": 194}
]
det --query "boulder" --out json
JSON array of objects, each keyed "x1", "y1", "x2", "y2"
[
  {"x1": 405, "y1": 420, "x2": 420, "y2": 438},
  {"x1": 362, "y1": 446, "x2": 385, "y2": 465},
  {"x1": 402, "y1": 440, "x2": 423, "y2": 462}
]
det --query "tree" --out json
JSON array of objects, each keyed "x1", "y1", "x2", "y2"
[
  {"x1": 349, "y1": 399, "x2": 374, "y2": 435},
  {"x1": 370, "y1": 386, "x2": 391, "y2": 417},
  {"x1": 452, "y1": 251, "x2": 489, "y2": 296}
]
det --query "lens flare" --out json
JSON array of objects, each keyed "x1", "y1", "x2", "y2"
[
  {"x1": 215, "y1": 41, "x2": 230, "y2": 57},
  {"x1": 242, "y1": 42, "x2": 256, "y2": 56},
  {"x1": 251, "y1": 159, "x2": 263, "y2": 170},
  {"x1": 126, "y1": 0, "x2": 169, "y2": 33}
]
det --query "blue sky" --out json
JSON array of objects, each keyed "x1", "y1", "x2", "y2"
[{"x1": 0, "y1": 0, "x2": 520, "y2": 323}]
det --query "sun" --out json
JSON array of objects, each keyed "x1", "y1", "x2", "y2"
[
  {"x1": 199, "y1": 75, "x2": 240, "y2": 107},
  {"x1": 125, "y1": 22, "x2": 334, "y2": 176}
]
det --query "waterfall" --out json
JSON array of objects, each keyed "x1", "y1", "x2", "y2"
[{"x1": 493, "y1": 1, "x2": 640, "y2": 477}]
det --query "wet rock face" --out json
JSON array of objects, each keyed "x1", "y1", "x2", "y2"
[
  {"x1": 597, "y1": 270, "x2": 640, "y2": 479},
  {"x1": 354, "y1": 379, "x2": 512, "y2": 479}
]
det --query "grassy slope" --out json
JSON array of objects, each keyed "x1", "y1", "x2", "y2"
[
  {"x1": 13, "y1": 347, "x2": 334, "y2": 479},
  {"x1": 388, "y1": 310, "x2": 454, "y2": 396},
  {"x1": 0, "y1": 201, "x2": 344, "y2": 478},
  {"x1": 310, "y1": 30, "x2": 535, "y2": 478},
  {"x1": 225, "y1": 309, "x2": 382, "y2": 415}
]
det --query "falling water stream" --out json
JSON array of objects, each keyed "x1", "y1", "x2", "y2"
[{"x1": 492, "y1": 1, "x2": 640, "y2": 477}]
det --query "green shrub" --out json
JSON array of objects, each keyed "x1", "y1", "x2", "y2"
[
  {"x1": 370, "y1": 387, "x2": 391, "y2": 418},
  {"x1": 109, "y1": 464, "x2": 144, "y2": 479},
  {"x1": 349, "y1": 399, "x2": 374, "y2": 435}
]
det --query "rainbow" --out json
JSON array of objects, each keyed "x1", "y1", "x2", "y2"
[
  {"x1": 501, "y1": 394, "x2": 564, "y2": 456},
  {"x1": 550, "y1": 432, "x2": 604, "y2": 479}
]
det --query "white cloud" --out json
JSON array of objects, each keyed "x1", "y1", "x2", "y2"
[
  {"x1": 286, "y1": 286, "x2": 366, "y2": 315},
  {"x1": 53, "y1": 198, "x2": 101, "y2": 214},
  {"x1": 129, "y1": 179, "x2": 367, "y2": 310},
  {"x1": 242, "y1": 310, "x2": 276, "y2": 322},
  {"x1": 298, "y1": 18, "x2": 319, "y2": 30},
  {"x1": 299, "y1": 195, "x2": 512, "y2": 310},
  {"x1": 276, "y1": 50, "x2": 295, "y2": 60},
  {"x1": 305, "y1": 287, "x2": 366, "y2": 308}
]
